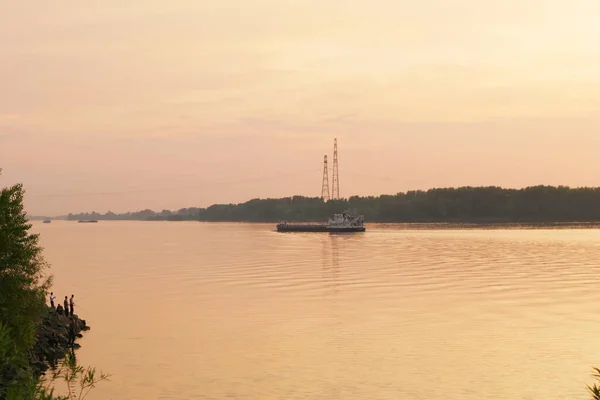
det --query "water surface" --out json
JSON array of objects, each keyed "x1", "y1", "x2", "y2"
[{"x1": 35, "y1": 221, "x2": 600, "y2": 399}]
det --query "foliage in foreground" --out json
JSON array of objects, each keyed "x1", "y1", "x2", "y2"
[
  {"x1": 39, "y1": 352, "x2": 110, "y2": 400},
  {"x1": 0, "y1": 170, "x2": 108, "y2": 399},
  {"x1": 588, "y1": 368, "x2": 600, "y2": 400},
  {"x1": 0, "y1": 168, "x2": 51, "y2": 398},
  {"x1": 1, "y1": 321, "x2": 109, "y2": 399},
  {"x1": 0, "y1": 176, "x2": 51, "y2": 351},
  {"x1": 0, "y1": 321, "x2": 37, "y2": 399}
]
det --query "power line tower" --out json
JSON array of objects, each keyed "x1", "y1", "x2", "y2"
[
  {"x1": 321, "y1": 155, "x2": 330, "y2": 201},
  {"x1": 331, "y1": 138, "x2": 340, "y2": 200}
]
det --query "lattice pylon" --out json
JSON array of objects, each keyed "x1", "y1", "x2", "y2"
[
  {"x1": 321, "y1": 155, "x2": 330, "y2": 201},
  {"x1": 332, "y1": 138, "x2": 340, "y2": 200}
]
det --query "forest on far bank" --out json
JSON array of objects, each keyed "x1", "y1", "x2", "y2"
[{"x1": 63, "y1": 185, "x2": 600, "y2": 223}]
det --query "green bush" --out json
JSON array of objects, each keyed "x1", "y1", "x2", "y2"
[{"x1": 0, "y1": 170, "x2": 107, "y2": 399}]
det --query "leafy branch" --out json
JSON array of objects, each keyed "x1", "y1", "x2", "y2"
[
  {"x1": 588, "y1": 367, "x2": 600, "y2": 400},
  {"x1": 39, "y1": 352, "x2": 110, "y2": 400}
]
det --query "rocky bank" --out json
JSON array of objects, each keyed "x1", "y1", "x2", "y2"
[{"x1": 29, "y1": 307, "x2": 90, "y2": 375}]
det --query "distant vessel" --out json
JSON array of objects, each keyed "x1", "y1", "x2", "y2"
[
  {"x1": 276, "y1": 213, "x2": 366, "y2": 233},
  {"x1": 43, "y1": 219, "x2": 51, "y2": 224},
  {"x1": 78, "y1": 220, "x2": 98, "y2": 223}
]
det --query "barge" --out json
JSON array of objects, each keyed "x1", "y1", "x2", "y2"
[{"x1": 276, "y1": 213, "x2": 365, "y2": 233}]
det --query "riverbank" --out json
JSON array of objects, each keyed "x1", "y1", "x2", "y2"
[
  {"x1": 41, "y1": 219, "x2": 600, "y2": 230},
  {"x1": 30, "y1": 308, "x2": 90, "y2": 376},
  {"x1": 62, "y1": 186, "x2": 600, "y2": 223}
]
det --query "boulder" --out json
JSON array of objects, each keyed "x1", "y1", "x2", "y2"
[{"x1": 29, "y1": 308, "x2": 91, "y2": 377}]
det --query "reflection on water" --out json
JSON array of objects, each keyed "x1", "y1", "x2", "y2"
[
  {"x1": 322, "y1": 234, "x2": 340, "y2": 299},
  {"x1": 35, "y1": 221, "x2": 600, "y2": 400}
]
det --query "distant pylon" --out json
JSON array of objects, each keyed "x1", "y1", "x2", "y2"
[
  {"x1": 321, "y1": 155, "x2": 330, "y2": 201},
  {"x1": 331, "y1": 138, "x2": 340, "y2": 200}
]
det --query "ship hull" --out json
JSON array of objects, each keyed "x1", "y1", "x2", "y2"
[{"x1": 276, "y1": 224, "x2": 365, "y2": 233}]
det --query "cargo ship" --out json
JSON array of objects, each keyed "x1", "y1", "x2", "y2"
[{"x1": 276, "y1": 213, "x2": 365, "y2": 233}]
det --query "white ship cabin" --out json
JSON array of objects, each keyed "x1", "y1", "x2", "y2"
[{"x1": 327, "y1": 213, "x2": 365, "y2": 227}]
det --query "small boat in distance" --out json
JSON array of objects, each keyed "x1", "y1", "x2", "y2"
[
  {"x1": 78, "y1": 220, "x2": 98, "y2": 223},
  {"x1": 277, "y1": 213, "x2": 366, "y2": 233},
  {"x1": 43, "y1": 219, "x2": 51, "y2": 224}
]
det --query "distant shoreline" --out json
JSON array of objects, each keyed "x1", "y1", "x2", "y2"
[
  {"x1": 32, "y1": 219, "x2": 600, "y2": 230},
  {"x1": 35, "y1": 185, "x2": 600, "y2": 225}
]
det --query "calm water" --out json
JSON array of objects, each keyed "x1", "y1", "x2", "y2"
[{"x1": 34, "y1": 221, "x2": 600, "y2": 400}]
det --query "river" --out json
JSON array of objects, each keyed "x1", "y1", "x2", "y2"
[{"x1": 34, "y1": 221, "x2": 600, "y2": 399}]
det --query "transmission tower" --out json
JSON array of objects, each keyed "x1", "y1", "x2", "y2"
[
  {"x1": 321, "y1": 155, "x2": 330, "y2": 201},
  {"x1": 331, "y1": 138, "x2": 340, "y2": 200}
]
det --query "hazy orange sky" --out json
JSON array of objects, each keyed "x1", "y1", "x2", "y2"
[{"x1": 1, "y1": 0, "x2": 600, "y2": 215}]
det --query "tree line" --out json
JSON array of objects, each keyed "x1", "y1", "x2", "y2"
[{"x1": 66, "y1": 185, "x2": 600, "y2": 223}]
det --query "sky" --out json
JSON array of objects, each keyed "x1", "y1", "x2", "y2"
[{"x1": 1, "y1": 0, "x2": 600, "y2": 216}]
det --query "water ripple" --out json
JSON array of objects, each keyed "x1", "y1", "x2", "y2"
[{"x1": 34, "y1": 222, "x2": 600, "y2": 400}]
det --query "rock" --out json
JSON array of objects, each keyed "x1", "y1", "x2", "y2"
[{"x1": 29, "y1": 308, "x2": 90, "y2": 377}]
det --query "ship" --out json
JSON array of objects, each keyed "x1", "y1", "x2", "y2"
[
  {"x1": 42, "y1": 219, "x2": 51, "y2": 224},
  {"x1": 78, "y1": 220, "x2": 98, "y2": 223},
  {"x1": 276, "y1": 213, "x2": 366, "y2": 233}
]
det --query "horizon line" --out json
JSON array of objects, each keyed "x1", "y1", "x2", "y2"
[{"x1": 27, "y1": 183, "x2": 600, "y2": 218}]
